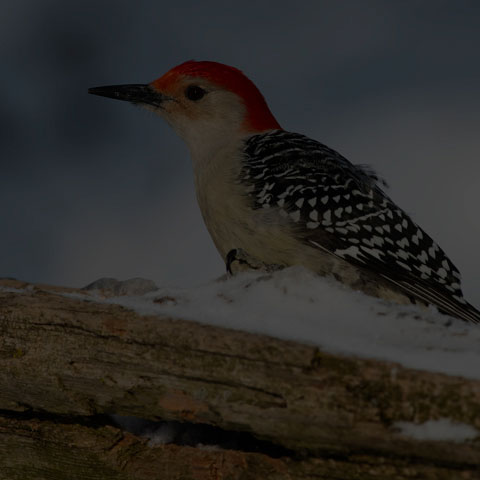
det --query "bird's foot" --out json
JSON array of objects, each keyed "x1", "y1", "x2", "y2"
[{"x1": 226, "y1": 248, "x2": 283, "y2": 275}]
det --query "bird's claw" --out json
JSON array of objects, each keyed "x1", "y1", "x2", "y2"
[{"x1": 226, "y1": 248, "x2": 283, "y2": 275}]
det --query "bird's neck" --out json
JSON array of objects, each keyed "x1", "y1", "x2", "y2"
[
  {"x1": 189, "y1": 134, "x2": 244, "y2": 189},
  {"x1": 184, "y1": 126, "x2": 245, "y2": 174}
]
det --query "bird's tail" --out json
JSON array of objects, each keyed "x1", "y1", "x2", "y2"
[
  {"x1": 388, "y1": 276, "x2": 480, "y2": 324},
  {"x1": 443, "y1": 300, "x2": 480, "y2": 324}
]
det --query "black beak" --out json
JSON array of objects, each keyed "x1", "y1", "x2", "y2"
[{"x1": 88, "y1": 84, "x2": 167, "y2": 108}]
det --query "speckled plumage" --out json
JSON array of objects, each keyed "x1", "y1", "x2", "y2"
[{"x1": 241, "y1": 130, "x2": 479, "y2": 323}]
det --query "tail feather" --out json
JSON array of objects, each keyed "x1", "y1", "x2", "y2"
[{"x1": 382, "y1": 274, "x2": 480, "y2": 324}]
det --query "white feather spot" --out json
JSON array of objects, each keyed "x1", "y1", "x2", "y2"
[
  {"x1": 323, "y1": 210, "x2": 331, "y2": 223},
  {"x1": 418, "y1": 251, "x2": 428, "y2": 263},
  {"x1": 438, "y1": 268, "x2": 447, "y2": 278},
  {"x1": 335, "y1": 245, "x2": 361, "y2": 258},
  {"x1": 360, "y1": 246, "x2": 384, "y2": 260},
  {"x1": 396, "y1": 237, "x2": 409, "y2": 249},
  {"x1": 289, "y1": 210, "x2": 301, "y2": 222},
  {"x1": 333, "y1": 195, "x2": 341, "y2": 202},
  {"x1": 419, "y1": 264, "x2": 431, "y2": 275},
  {"x1": 309, "y1": 210, "x2": 318, "y2": 221},
  {"x1": 321, "y1": 196, "x2": 329, "y2": 204},
  {"x1": 295, "y1": 198, "x2": 304, "y2": 208},
  {"x1": 334, "y1": 207, "x2": 343, "y2": 218},
  {"x1": 395, "y1": 224, "x2": 402, "y2": 232},
  {"x1": 306, "y1": 221, "x2": 319, "y2": 229},
  {"x1": 308, "y1": 197, "x2": 317, "y2": 207},
  {"x1": 372, "y1": 235, "x2": 384, "y2": 246},
  {"x1": 396, "y1": 260, "x2": 412, "y2": 271}
]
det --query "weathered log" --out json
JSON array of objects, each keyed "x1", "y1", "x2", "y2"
[
  {"x1": 0, "y1": 279, "x2": 479, "y2": 479},
  {"x1": 2, "y1": 414, "x2": 478, "y2": 480}
]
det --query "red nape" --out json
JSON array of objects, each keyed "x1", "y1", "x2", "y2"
[{"x1": 154, "y1": 60, "x2": 282, "y2": 133}]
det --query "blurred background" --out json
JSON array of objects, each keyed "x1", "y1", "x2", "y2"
[{"x1": 1, "y1": 0, "x2": 479, "y2": 305}]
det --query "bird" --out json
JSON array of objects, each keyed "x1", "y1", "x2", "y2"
[{"x1": 89, "y1": 60, "x2": 480, "y2": 324}]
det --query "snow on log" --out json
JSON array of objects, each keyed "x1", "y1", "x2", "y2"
[{"x1": 0, "y1": 278, "x2": 479, "y2": 479}]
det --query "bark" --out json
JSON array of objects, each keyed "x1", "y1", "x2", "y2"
[{"x1": 0, "y1": 278, "x2": 479, "y2": 479}]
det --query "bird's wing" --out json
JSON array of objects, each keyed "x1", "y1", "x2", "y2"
[{"x1": 242, "y1": 130, "x2": 479, "y2": 323}]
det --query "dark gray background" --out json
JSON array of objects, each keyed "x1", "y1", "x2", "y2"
[{"x1": 2, "y1": 0, "x2": 479, "y2": 306}]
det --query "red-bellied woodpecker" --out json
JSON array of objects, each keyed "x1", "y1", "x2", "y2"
[{"x1": 89, "y1": 60, "x2": 480, "y2": 324}]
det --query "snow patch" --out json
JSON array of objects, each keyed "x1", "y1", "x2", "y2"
[
  {"x1": 83, "y1": 267, "x2": 480, "y2": 380},
  {"x1": 110, "y1": 415, "x2": 177, "y2": 445},
  {"x1": 394, "y1": 419, "x2": 479, "y2": 443},
  {"x1": 0, "y1": 285, "x2": 33, "y2": 294},
  {"x1": 83, "y1": 277, "x2": 158, "y2": 297},
  {"x1": 146, "y1": 423, "x2": 178, "y2": 446}
]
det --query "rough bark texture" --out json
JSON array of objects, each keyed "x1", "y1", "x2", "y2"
[{"x1": 0, "y1": 278, "x2": 479, "y2": 479}]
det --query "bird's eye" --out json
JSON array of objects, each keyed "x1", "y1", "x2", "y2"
[{"x1": 185, "y1": 85, "x2": 206, "y2": 101}]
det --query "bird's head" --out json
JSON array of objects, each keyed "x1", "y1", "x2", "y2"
[{"x1": 89, "y1": 60, "x2": 281, "y2": 157}]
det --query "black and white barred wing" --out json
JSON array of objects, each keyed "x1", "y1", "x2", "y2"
[{"x1": 243, "y1": 130, "x2": 480, "y2": 323}]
